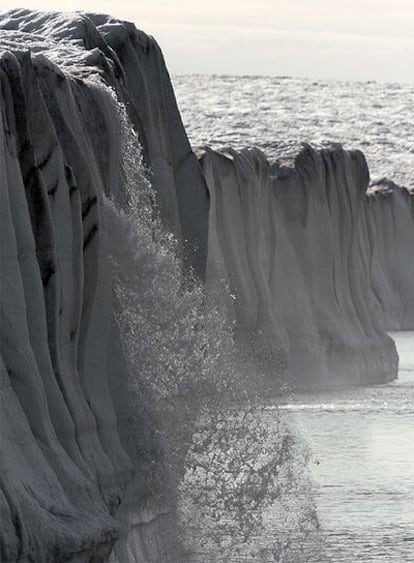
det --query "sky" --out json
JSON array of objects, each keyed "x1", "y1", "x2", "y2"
[{"x1": 1, "y1": 0, "x2": 414, "y2": 83}]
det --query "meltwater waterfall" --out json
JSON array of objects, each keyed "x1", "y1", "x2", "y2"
[
  {"x1": 106, "y1": 110, "x2": 323, "y2": 562},
  {"x1": 1, "y1": 9, "x2": 413, "y2": 563}
]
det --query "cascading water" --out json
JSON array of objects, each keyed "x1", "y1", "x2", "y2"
[{"x1": 105, "y1": 97, "x2": 325, "y2": 562}]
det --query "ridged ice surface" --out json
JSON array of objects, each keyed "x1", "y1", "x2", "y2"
[
  {"x1": 173, "y1": 75, "x2": 414, "y2": 188},
  {"x1": 0, "y1": 9, "x2": 208, "y2": 561}
]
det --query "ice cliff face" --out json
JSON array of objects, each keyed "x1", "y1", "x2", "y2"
[
  {"x1": 364, "y1": 180, "x2": 414, "y2": 330},
  {"x1": 200, "y1": 145, "x2": 404, "y2": 388},
  {"x1": 0, "y1": 8, "x2": 412, "y2": 563},
  {"x1": 0, "y1": 10, "x2": 210, "y2": 561},
  {"x1": 1, "y1": 27, "x2": 129, "y2": 563},
  {"x1": 0, "y1": 10, "x2": 184, "y2": 562},
  {"x1": 0, "y1": 8, "x2": 209, "y2": 277}
]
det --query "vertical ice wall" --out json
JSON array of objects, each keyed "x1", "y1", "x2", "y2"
[
  {"x1": 0, "y1": 9, "x2": 209, "y2": 278},
  {"x1": 200, "y1": 145, "x2": 401, "y2": 388},
  {"x1": 0, "y1": 49, "x2": 132, "y2": 561},
  {"x1": 0, "y1": 14, "x2": 210, "y2": 557},
  {"x1": 363, "y1": 180, "x2": 414, "y2": 329}
]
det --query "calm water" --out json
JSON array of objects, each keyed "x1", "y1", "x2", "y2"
[
  {"x1": 173, "y1": 75, "x2": 414, "y2": 189},
  {"x1": 270, "y1": 332, "x2": 414, "y2": 562}
]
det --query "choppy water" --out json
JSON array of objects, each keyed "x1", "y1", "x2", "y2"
[
  {"x1": 268, "y1": 332, "x2": 414, "y2": 562},
  {"x1": 173, "y1": 75, "x2": 414, "y2": 189}
]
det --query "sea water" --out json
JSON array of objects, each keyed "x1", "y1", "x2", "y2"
[
  {"x1": 173, "y1": 75, "x2": 414, "y2": 189},
  {"x1": 173, "y1": 76, "x2": 414, "y2": 561},
  {"x1": 271, "y1": 332, "x2": 414, "y2": 562},
  {"x1": 180, "y1": 333, "x2": 414, "y2": 562}
]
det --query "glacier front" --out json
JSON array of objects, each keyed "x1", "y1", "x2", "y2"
[{"x1": 0, "y1": 9, "x2": 412, "y2": 563}]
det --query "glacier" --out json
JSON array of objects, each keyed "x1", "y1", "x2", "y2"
[
  {"x1": 0, "y1": 8, "x2": 413, "y2": 562},
  {"x1": 201, "y1": 145, "x2": 413, "y2": 388}
]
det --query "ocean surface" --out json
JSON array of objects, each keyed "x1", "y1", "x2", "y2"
[
  {"x1": 271, "y1": 331, "x2": 414, "y2": 562},
  {"x1": 183, "y1": 334, "x2": 414, "y2": 562},
  {"x1": 173, "y1": 75, "x2": 414, "y2": 189}
]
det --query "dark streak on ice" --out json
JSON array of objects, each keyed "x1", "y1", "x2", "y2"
[
  {"x1": 37, "y1": 145, "x2": 54, "y2": 170},
  {"x1": 41, "y1": 262, "x2": 55, "y2": 287},
  {"x1": 82, "y1": 196, "x2": 97, "y2": 219},
  {"x1": 47, "y1": 180, "x2": 58, "y2": 197},
  {"x1": 83, "y1": 224, "x2": 98, "y2": 250}
]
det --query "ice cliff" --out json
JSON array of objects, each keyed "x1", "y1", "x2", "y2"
[
  {"x1": 201, "y1": 146, "x2": 410, "y2": 388},
  {"x1": 0, "y1": 9, "x2": 186, "y2": 562},
  {"x1": 364, "y1": 179, "x2": 414, "y2": 330},
  {"x1": 0, "y1": 8, "x2": 412, "y2": 563}
]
